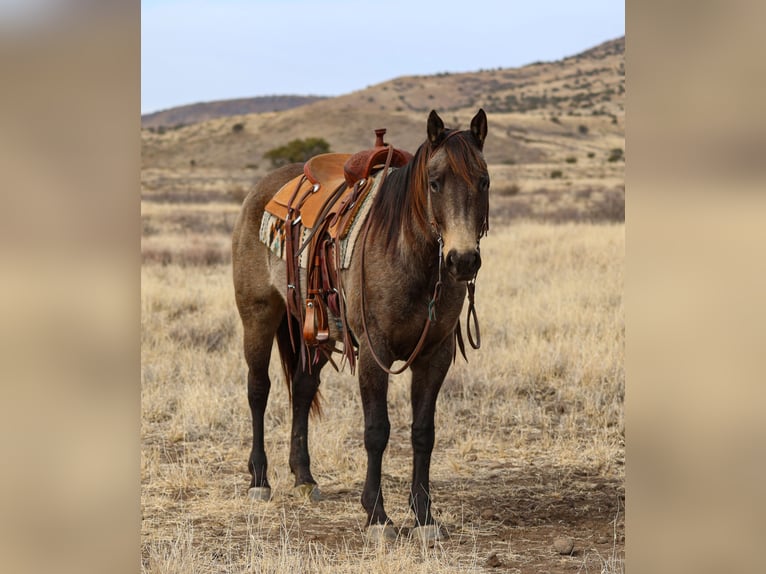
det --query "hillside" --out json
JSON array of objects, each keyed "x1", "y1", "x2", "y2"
[
  {"x1": 141, "y1": 36, "x2": 624, "y2": 223},
  {"x1": 141, "y1": 95, "x2": 328, "y2": 128}
]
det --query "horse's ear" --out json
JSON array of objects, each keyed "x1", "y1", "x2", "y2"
[
  {"x1": 427, "y1": 110, "x2": 446, "y2": 144},
  {"x1": 470, "y1": 109, "x2": 488, "y2": 149}
]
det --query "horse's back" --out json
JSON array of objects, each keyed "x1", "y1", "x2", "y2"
[{"x1": 232, "y1": 163, "x2": 304, "y2": 319}]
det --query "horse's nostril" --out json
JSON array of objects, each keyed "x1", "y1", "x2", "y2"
[{"x1": 445, "y1": 249, "x2": 482, "y2": 279}]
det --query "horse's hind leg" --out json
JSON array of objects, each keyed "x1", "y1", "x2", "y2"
[
  {"x1": 233, "y1": 162, "x2": 305, "y2": 500},
  {"x1": 287, "y1": 351, "x2": 326, "y2": 501},
  {"x1": 239, "y1": 295, "x2": 285, "y2": 501}
]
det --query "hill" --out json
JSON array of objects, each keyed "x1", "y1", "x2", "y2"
[
  {"x1": 141, "y1": 95, "x2": 328, "y2": 128},
  {"x1": 141, "y1": 36, "x2": 624, "y2": 223}
]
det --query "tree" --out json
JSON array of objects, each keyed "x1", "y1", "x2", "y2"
[{"x1": 264, "y1": 137, "x2": 331, "y2": 167}]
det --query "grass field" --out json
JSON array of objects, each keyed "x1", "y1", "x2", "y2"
[{"x1": 141, "y1": 215, "x2": 624, "y2": 573}]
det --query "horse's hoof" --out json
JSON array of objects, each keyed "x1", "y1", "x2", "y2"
[
  {"x1": 366, "y1": 523, "x2": 397, "y2": 544},
  {"x1": 293, "y1": 483, "x2": 321, "y2": 502},
  {"x1": 247, "y1": 487, "x2": 272, "y2": 502},
  {"x1": 412, "y1": 523, "x2": 448, "y2": 546}
]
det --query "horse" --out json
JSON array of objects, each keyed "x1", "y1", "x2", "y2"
[{"x1": 232, "y1": 109, "x2": 489, "y2": 543}]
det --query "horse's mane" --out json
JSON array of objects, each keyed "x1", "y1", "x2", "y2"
[{"x1": 368, "y1": 129, "x2": 486, "y2": 252}]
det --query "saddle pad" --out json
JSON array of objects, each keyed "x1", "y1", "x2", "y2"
[{"x1": 259, "y1": 168, "x2": 391, "y2": 269}]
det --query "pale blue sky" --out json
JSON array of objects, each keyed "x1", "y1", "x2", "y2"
[{"x1": 141, "y1": 0, "x2": 624, "y2": 114}]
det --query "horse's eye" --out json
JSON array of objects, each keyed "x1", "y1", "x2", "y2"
[
  {"x1": 429, "y1": 180, "x2": 440, "y2": 194},
  {"x1": 479, "y1": 175, "x2": 489, "y2": 192}
]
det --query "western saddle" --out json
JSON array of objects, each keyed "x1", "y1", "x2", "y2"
[{"x1": 263, "y1": 129, "x2": 412, "y2": 370}]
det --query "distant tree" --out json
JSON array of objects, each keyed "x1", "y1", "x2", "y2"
[
  {"x1": 578, "y1": 124, "x2": 589, "y2": 135},
  {"x1": 264, "y1": 137, "x2": 331, "y2": 167},
  {"x1": 232, "y1": 122, "x2": 245, "y2": 133}
]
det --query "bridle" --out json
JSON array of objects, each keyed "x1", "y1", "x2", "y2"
[{"x1": 359, "y1": 132, "x2": 488, "y2": 375}]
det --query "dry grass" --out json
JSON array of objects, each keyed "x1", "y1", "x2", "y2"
[{"x1": 141, "y1": 222, "x2": 624, "y2": 573}]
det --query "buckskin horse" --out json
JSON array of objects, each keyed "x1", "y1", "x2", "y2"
[{"x1": 232, "y1": 109, "x2": 489, "y2": 543}]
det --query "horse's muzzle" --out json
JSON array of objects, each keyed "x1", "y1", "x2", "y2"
[{"x1": 445, "y1": 248, "x2": 481, "y2": 281}]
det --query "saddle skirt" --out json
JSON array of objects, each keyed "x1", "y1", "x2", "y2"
[
  {"x1": 263, "y1": 153, "x2": 350, "y2": 228},
  {"x1": 259, "y1": 164, "x2": 389, "y2": 269}
]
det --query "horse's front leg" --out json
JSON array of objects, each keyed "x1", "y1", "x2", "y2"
[
  {"x1": 409, "y1": 343, "x2": 452, "y2": 541},
  {"x1": 357, "y1": 345, "x2": 395, "y2": 540}
]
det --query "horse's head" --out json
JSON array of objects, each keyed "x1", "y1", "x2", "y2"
[{"x1": 423, "y1": 109, "x2": 489, "y2": 282}]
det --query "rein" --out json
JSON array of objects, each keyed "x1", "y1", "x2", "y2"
[{"x1": 358, "y1": 134, "x2": 484, "y2": 375}]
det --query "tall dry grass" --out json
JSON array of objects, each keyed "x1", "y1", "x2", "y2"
[{"x1": 141, "y1": 222, "x2": 624, "y2": 573}]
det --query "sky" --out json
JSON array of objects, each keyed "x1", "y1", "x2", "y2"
[{"x1": 141, "y1": 0, "x2": 624, "y2": 114}]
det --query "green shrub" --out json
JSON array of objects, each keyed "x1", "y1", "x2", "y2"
[
  {"x1": 565, "y1": 156, "x2": 577, "y2": 164},
  {"x1": 264, "y1": 137, "x2": 331, "y2": 167},
  {"x1": 550, "y1": 170, "x2": 564, "y2": 179}
]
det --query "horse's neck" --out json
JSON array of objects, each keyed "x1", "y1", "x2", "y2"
[{"x1": 390, "y1": 221, "x2": 446, "y2": 297}]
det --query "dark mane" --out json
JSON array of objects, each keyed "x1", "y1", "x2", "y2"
[
  {"x1": 368, "y1": 129, "x2": 486, "y2": 252},
  {"x1": 367, "y1": 140, "x2": 432, "y2": 251}
]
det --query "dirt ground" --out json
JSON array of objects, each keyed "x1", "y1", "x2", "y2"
[{"x1": 142, "y1": 420, "x2": 624, "y2": 573}]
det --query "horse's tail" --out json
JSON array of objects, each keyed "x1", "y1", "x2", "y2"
[{"x1": 275, "y1": 312, "x2": 322, "y2": 418}]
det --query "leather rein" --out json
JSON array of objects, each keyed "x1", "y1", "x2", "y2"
[{"x1": 358, "y1": 135, "x2": 486, "y2": 375}]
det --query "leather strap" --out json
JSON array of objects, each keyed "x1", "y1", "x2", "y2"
[
  {"x1": 465, "y1": 280, "x2": 481, "y2": 349},
  {"x1": 284, "y1": 175, "x2": 308, "y2": 354},
  {"x1": 330, "y1": 177, "x2": 371, "y2": 374}
]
